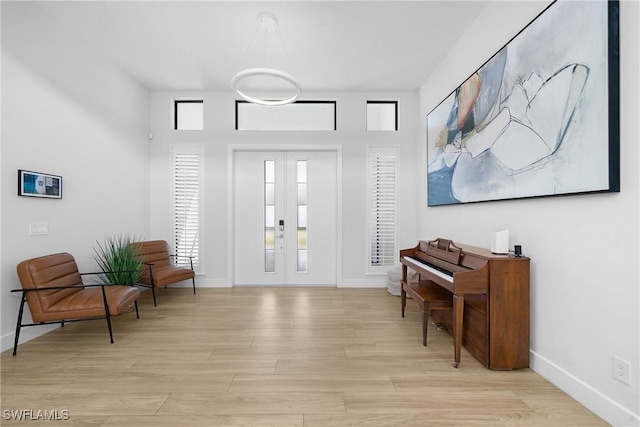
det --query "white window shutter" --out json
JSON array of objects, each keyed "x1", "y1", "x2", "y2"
[
  {"x1": 171, "y1": 146, "x2": 203, "y2": 272},
  {"x1": 367, "y1": 146, "x2": 398, "y2": 273}
]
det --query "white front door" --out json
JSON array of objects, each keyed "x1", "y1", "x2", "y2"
[{"x1": 233, "y1": 150, "x2": 337, "y2": 286}]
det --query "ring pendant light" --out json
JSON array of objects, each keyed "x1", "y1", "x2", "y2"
[
  {"x1": 231, "y1": 13, "x2": 302, "y2": 106},
  {"x1": 231, "y1": 68, "x2": 302, "y2": 106}
]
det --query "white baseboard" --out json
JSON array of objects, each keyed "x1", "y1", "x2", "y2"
[
  {"x1": 338, "y1": 278, "x2": 388, "y2": 288},
  {"x1": 173, "y1": 278, "x2": 231, "y2": 288},
  {"x1": 530, "y1": 350, "x2": 640, "y2": 427},
  {"x1": 189, "y1": 278, "x2": 390, "y2": 288}
]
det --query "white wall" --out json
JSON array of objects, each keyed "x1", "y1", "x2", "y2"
[
  {"x1": 419, "y1": 1, "x2": 639, "y2": 426},
  {"x1": 0, "y1": 2, "x2": 151, "y2": 352},
  {"x1": 148, "y1": 90, "x2": 418, "y2": 287}
]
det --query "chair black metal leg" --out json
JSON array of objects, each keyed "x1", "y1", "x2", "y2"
[
  {"x1": 192, "y1": 277, "x2": 196, "y2": 294},
  {"x1": 148, "y1": 266, "x2": 157, "y2": 306},
  {"x1": 134, "y1": 300, "x2": 139, "y2": 319},
  {"x1": 105, "y1": 314, "x2": 114, "y2": 344},
  {"x1": 100, "y1": 286, "x2": 114, "y2": 344},
  {"x1": 151, "y1": 287, "x2": 157, "y2": 307},
  {"x1": 13, "y1": 295, "x2": 27, "y2": 356}
]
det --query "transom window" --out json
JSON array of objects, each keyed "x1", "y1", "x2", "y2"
[
  {"x1": 236, "y1": 100, "x2": 336, "y2": 131},
  {"x1": 367, "y1": 101, "x2": 398, "y2": 131},
  {"x1": 174, "y1": 100, "x2": 204, "y2": 130}
]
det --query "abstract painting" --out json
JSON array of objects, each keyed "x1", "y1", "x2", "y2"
[{"x1": 427, "y1": 0, "x2": 619, "y2": 206}]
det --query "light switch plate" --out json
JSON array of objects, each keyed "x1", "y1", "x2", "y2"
[{"x1": 29, "y1": 222, "x2": 49, "y2": 236}]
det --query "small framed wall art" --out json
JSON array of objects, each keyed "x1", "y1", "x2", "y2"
[{"x1": 18, "y1": 170, "x2": 62, "y2": 199}]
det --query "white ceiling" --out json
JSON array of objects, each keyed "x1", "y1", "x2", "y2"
[{"x1": 13, "y1": 1, "x2": 491, "y2": 93}]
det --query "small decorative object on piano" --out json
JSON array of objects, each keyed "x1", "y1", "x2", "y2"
[{"x1": 491, "y1": 230, "x2": 509, "y2": 254}]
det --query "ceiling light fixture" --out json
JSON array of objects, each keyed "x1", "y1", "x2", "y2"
[{"x1": 231, "y1": 12, "x2": 302, "y2": 106}]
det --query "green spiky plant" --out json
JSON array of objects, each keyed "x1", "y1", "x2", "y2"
[{"x1": 93, "y1": 234, "x2": 143, "y2": 286}]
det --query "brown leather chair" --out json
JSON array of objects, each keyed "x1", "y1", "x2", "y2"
[
  {"x1": 129, "y1": 240, "x2": 195, "y2": 306},
  {"x1": 12, "y1": 252, "x2": 141, "y2": 356}
]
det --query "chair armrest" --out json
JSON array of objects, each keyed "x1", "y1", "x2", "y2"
[
  {"x1": 140, "y1": 263, "x2": 155, "y2": 282},
  {"x1": 142, "y1": 262, "x2": 156, "y2": 272},
  {"x1": 169, "y1": 255, "x2": 194, "y2": 270},
  {"x1": 11, "y1": 283, "x2": 108, "y2": 293},
  {"x1": 142, "y1": 262, "x2": 155, "y2": 272},
  {"x1": 169, "y1": 255, "x2": 194, "y2": 260}
]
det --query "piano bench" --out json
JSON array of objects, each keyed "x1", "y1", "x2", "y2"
[{"x1": 401, "y1": 280, "x2": 453, "y2": 346}]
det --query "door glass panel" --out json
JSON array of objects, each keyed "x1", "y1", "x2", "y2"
[
  {"x1": 265, "y1": 161, "x2": 275, "y2": 182},
  {"x1": 297, "y1": 250, "x2": 307, "y2": 272},
  {"x1": 297, "y1": 183, "x2": 307, "y2": 204},
  {"x1": 297, "y1": 161, "x2": 307, "y2": 182},
  {"x1": 296, "y1": 160, "x2": 308, "y2": 273},
  {"x1": 265, "y1": 205, "x2": 275, "y2": 227},
  {"x1": 264, "y1": 160, "x2": 276, "y2": 273},
  {"x1": 265, "y1": 183, "x2": 275, "y2": 204},
  {"x1": 297, "y1": 205, "x2": 308, "y2": 228},
  {"x1": 265, "y1": 250, "x2": 275, "y2": 273},
  {"x1": 297, "y1": 229, "x2": 307, "y2": 250},
  {"x1": 265, "y1": 229, "x2": 275, "y2": 250}
]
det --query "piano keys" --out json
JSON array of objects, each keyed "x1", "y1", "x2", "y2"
[
  {"x1": 402, "y1": 257, "x2": 453, "y2": 282},
  {"x1": 400, "y1": 238, "x2": 530, "y2": 370}
]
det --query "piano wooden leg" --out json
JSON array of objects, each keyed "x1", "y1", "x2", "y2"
[
  {"x1": 422, "y1": 309, "x2": 428, "y2": 346},
  {"x1": 453, "y1": 294, "x2": 464, "y2": 368}
]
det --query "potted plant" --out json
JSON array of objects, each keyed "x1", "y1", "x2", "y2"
[{"x1": 93, "y1": 234, "x2": 143, "y2": 286}]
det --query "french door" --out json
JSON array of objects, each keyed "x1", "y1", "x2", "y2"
[{"x1": 233, "y1": 150, "x2": 337, "y2": 286}]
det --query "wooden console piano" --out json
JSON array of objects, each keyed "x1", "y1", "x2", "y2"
[{"x1": 400, "y1": 238, "x2": 530, "y2": 370}]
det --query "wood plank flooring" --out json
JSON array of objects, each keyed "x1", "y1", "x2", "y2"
[{"x1": 1, "y1": 287, "x2": 608, "y2": 426}]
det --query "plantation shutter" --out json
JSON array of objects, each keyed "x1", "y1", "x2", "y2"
[
  {"x1": 172, "y1": 147, "x2": 202, "y2": 271},
  {"x1": 367, "y1": 146, "x2": 398, "y2": 272}
]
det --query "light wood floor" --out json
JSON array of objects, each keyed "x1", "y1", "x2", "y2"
[{"x1": 1, "y1": 287, "x2": 607, "y2": 426}]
